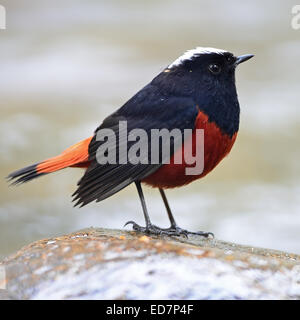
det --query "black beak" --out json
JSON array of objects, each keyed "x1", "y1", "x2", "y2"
[{"x1": 235, "y1": 54, "x2": 254, "y2": 65}]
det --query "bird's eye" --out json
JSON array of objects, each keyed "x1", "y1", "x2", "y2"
[
  {"x1": 208, "y1": 64, "x2": 221, "y2": 74},
  {"x1": 226, "y1": 56, "x2": 234, "y2": 64}
]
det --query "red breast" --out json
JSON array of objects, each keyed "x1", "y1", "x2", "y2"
[{"x1": 142, "y1": 111, "x2": 237, "y2": 188}]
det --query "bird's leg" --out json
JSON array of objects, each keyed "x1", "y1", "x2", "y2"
[
  {"x1": 125, "y1": 181, "x2": 167, "y2": 235},
  {"x1": 159, "y1": 188, "x2": 214, "y2": 238},
  {"x1": 159, "y1": 188, "x2": 177, "y2": 228},
  {"x1": 125, "y1": 183, "x2": 213, "y2": 238}
]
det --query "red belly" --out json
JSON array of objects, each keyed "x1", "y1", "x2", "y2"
[{"x1": 142, "y1": 111, "x2": 237, "y2": 188}]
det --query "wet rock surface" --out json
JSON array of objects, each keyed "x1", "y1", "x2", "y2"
[{"x1": 1, "y1": 228, "x2": 300, "y2": 299}]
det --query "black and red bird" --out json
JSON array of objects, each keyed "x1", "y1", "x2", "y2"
[{"x1": 8, "y1": 47, "x2": 253, "y2": 237}]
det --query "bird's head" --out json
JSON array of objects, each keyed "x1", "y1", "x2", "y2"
[
  {"x1": 154, "y1": 47, "x2": 254, "y2": 96},
  {"x1": 151, "y1": 47, "x2": 254, "y2": 136}
]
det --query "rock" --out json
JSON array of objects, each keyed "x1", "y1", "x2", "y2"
[{"x1": 1, "y1": 228, "x2": 300, "y2": 299}]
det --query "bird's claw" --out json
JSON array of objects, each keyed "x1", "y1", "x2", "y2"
[
  {"x1": 124, "y1": 221, "x2": 137, "y2": 228},
  {"x1": 188, "y1": 230, "x2": 214, "y2": 239},
  {"x1": 124, "y1": 221, "x2": 214, "y2": 238},
  {"x1": 164, "y1": 226, "x2": 214, "y2": 239},
  {"x1": 124, "y1": 221, "x2": 168, "y2": 235}
]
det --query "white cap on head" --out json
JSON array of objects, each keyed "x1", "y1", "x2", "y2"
[{"x1": 168, "y1": 47, "x2": 228, "y2": 69}]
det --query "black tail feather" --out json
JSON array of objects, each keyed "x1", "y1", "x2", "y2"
[{"x1": 7, "y1": 163, "x2": 46, "y2": 185}]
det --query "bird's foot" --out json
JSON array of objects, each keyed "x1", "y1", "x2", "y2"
[
  {"x1": 124, "y1": 221, "x2": 214, "y2": 238},
  {"x1": 160, "y1": 225, "x2": 214, "y2": 238},
  {"x1": 124, "y1": 221, "x2": 176, "y2": 236},
  {"x1": 166, "y1": 226, "x2": 214, "y2": 239}
]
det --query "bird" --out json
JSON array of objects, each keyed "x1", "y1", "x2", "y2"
[{"x1": 7, "y1": 47, "x2": 254, "y2": 237}]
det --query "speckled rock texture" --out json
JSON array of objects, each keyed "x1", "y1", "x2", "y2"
[{"x1": 1, "y1": 228, "x2": 300, "y2": 299}]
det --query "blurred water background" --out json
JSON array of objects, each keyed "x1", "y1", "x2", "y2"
[{"x1": 0, "y1": 0, "x2": 300, "y2": 258}]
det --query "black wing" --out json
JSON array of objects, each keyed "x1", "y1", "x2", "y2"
[{"x1": 73, "y1": 83, "x2": 198, "y2": 207}]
